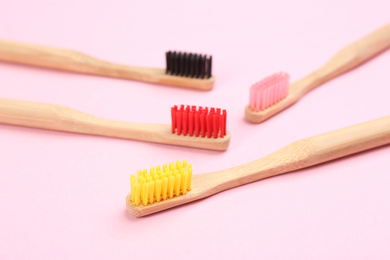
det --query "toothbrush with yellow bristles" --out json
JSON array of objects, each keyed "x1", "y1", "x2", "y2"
[
  {"x1": 130, "y1": 161, "x2": 192, "y2": 206},
  {"x1": 126, "y1": 115, "x2": 390, "y2": 217}
]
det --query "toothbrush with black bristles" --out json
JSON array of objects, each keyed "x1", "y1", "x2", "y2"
[{"x1": 0, "y1": 39, "x2": 214, "y2": 90}]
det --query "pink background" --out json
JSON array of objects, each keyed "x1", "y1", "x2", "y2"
[{"x1": 1, "y1": 0, "x2": 390, "y2": 259}]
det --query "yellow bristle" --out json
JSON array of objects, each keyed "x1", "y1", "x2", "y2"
[
  {"x1": 176, "y1": 160, "x2": 181, "y2": 167},
  {"x1": 135, "y1": 183, "x2": 141, "y2": 206},
  {"x1": 162, "y1": 177, "x2": 168, "y2": 200},
  {"x1": 169, "y1": 162, "x2": 175, "y2": 171},
  {"x1": 150, "y1": 167, "x2": 155, "y2": 179},
  {"x1": 130, "y1": 161, "x2": 193, "y2": 206},
  {"x1": 130, "y1": 175, "x2": 136, "y2": 202},
  {"x1": 187, "y1": 167, "x2": 192, "y2": 191},
  {"x1": 139, "y1": 176, "x2": 145, "y2": 198},
  {"x1": 168, "y1": 176, "x2": 175, "y2": 199},
  {"x1": 155, "y1": 179, "x2": 162, "y2": 202},
  {"x1": 181, "y1": 171, "x2": 188, "y2": 195},
  {"x1": 174, "y1": 174, "x2": 182, "y2": 197},
  {"x1": 149, "y1": 182, "x2": 155, "y2": 204},
  {"x1": 142, "y1": 183, "x2": 148, "y2": 206}
]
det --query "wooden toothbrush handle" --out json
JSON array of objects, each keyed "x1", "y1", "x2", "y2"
[
  {"x1": 208, "y1": 115, "x2": 390, "y2": 191},
  {"x1": 0, "y1": 39, "x2": 157, "y2": 80},
  {"x1": 295, "y1": 23, "x2": 390, "y2": 95},
  {"x1": 0, "y1": 39, "x2": 114, "y2": 74},
  {"x1": 258, "y1": 115, "x2": 390, "y2": 179},
  {"x1": 0, "y1": 97, "x2": 122, "y2": 135},
  {"x1": 293, "y1": 115, "x2": 390, "y2": 167}
]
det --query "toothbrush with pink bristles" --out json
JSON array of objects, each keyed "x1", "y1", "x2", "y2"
[{"x1": 245, "y1": 23, "x2": 390, "y2": 124}]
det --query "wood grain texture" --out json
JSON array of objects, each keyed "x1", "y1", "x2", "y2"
[
  {"x1": 127, "y1": 115, "x2": 390, "y2": 217},
  {"x1": 0, "y1": 39, "x2": 215, "y2": 90},
  {"x1": 0, "y1": 98, "x2": 230, "y2": 150},
  {"x1": 246, "y1": 23, "x2": 390, "y2": 123}
]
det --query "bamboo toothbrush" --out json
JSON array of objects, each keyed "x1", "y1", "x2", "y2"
[
  {"x1": 0, "y1": 39, "x2": 214, "y2": 90},
  {"x1": 0, "y1": 98, "x2": 230, "y2": 150},
  {"x1": 245, "y1": 23, "x2": 390, "y2": 123},
  {"x1": 127, "y1": 115, "x2": 390, "y2": 217}
]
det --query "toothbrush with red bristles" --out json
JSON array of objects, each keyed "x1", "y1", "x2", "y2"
[
  {"x1": 171, "y1": 105, "x2": 227, "y2": 139},
  {"x1": 245, "y1": 23, "x2": 390, "y2": 123},
  {"x1": 0, "y1": 98, "x2": 230, "y2": 150}
]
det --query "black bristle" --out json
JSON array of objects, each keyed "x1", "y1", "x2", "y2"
[
  {"x1": 190, "y1": 54, "x2": 197, "y2": 78},
  {"x1": 172, "y1": 51, "x2": 178, "y2": 75},
  {"x1": 181, "y1": 53, "x2": 186, "y2": 76},
  {"x1": 165, "y1": 51, "x2": 212, "y2": 79},
  {"x1": 166, "y1": 51, "x2": 171, "y2": 74},
  {"x1": 193, "y1": 54, "x2": 199, "y2": 78},
  {"x1": 176, "y1": 52, "x2": 182, "y2": 75},
  {"x1": 206, "y1": 56, "x2": 212, "y2": 78},
  {"x1": 200, "y1": 55, "x2": 206, "y2": 79},
  {"x1": 183, "y1": 53, "x2": 191, "y2": 77}
]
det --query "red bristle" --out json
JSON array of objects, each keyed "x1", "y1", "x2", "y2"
[
  {"x1": 189, "y1": 110, "x2": 194, "y2": 136},
  {"x1": 194, "y1": 111, "x2": 200, "y2": 137},
  {"x1": 216, "y1": 108, "x2": 221, "y2": 136},
  {"x1": 182, "y1": 107, "x2": 189, "y2": 136},
  {"x1": 171, "y1": 106, "x2": 177, "y2": 134},
  {"x1": 190, "y1": 106, "x2": 196, "y2": 136},
  {"x1": 219, "y1": 113, "x2": 224, "y2": 138},
  {"x1": 207, "y1": 113, "x2": 212, "y2": 138},
  {"x1": 176, "y1": 108, "x2": 182, "y2": 135},
  {"x1": 213, "y1": 113, "x2": 218, "y2": 138},
  {"x1": 200, "y1": 110, "x2": 206, "y2": 138},
  {"x1": 171, "y1": 105, "x2": 226, "y2": 138},
  {"x1": 205, "y1": 107, "x2": 213, "y2": 138},
  {"x1": 223, "y1": 110, "x2": 227, "y2": 136}
]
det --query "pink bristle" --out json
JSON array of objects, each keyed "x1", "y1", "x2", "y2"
[
  {"x1": 249, "y1": 72, "x2": 290, "y2": 111},
  {"x1": 250, "y1": 86, "x2": 256, "y2": 110}
]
